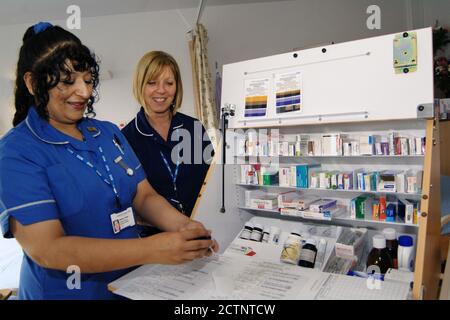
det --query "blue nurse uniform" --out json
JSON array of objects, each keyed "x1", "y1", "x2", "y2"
[
  {"x1": 122, "y1": 107, "x2": 213, "y2": 218},
  {"x1": 0, "y1": 107, "x2": 146, "y2": 299}
]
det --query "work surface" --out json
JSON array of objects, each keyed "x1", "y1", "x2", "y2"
[{"x1": 109, "y1": 250, "x2": 410, "y2": 300}]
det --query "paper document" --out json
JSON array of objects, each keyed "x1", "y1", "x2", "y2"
[
  {"x1": 109, "y1": 252, "x2": 410, "y2": 300},
  {"x1": 244, "y1": 78, "x2": 269, "y2": 117},
  {"x1": 275, "y1": 72, "x2": 302, "y2": 114}
]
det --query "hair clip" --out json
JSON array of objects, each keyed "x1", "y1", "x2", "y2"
[{"x1": 33, "y1": 22, "x2": 53, "y2": 35}]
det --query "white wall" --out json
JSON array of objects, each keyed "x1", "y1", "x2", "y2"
[
  {"x1": 2, "y1": 0, "x2": 448, "y2": 135},
  {"x1": 0, "y1": 9, "x2": 196, "y2": 134}
]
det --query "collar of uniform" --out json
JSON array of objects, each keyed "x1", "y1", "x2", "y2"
[
  {"x1": 25, "y1": 106, "x2": 98, "y2": 150},
  {"x1": 78, "y1": 119, "x2": 102, "y2": 139},
  {"x1": 135, "y1": 107, "x2": 184, "y2": 146}
]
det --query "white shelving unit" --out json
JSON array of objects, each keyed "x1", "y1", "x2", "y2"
[
  {"x1": 193, "y1": 28, "x2": 442, "y2": 299},
  {"x1": 236, "y1": 183, "x2": 422, "y2": 198}
]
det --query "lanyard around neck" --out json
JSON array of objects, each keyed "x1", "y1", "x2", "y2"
[
  {"x1": 66, "y1": 145, "x2": 121, "y2": 208},
  {"x1": 159, "y1": 151, "x2": 180, "y2": 187},
  {"x1": 159, "y1": 151, "x2": 186, "y2": 213}
]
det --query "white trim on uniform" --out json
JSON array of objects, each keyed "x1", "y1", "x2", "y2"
[
  {"x1": 92, "y1": 130, "x2": 102, "y2": 138},
  {"x1": 134, "y1": 117, "x2": 154, "y2": 137},
  {"x1": 26, "y1": 118, "x2": 69, "y2": 145},
  {"x1": 0, "y1": 200, "x2": 56, "y2": 220}
]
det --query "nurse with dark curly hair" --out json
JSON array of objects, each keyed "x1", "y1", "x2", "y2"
[{"x1": 0, "y1": 22, "x2": 218, "y2": 300}]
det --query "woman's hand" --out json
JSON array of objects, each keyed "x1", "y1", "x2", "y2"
[
  {"x1": 179, "y1": 220, "x2": 219, "y2": 254},
  {"x1": 146, "y1": 228, "x2": 217, "y2": 265}
]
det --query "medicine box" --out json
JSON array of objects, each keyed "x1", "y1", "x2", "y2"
[
  {"x1": 279, "y1": 167, "x2": 291, "y2": 187},
  {"x1": 296, "y1": 163, "x2": 321, "y2": 188},
  {"x1": 309, "y1": 199, "x2": 337, "y2": 213},
  {"x1": 250, "y1": 196, "x2": 278, "y2": 210},
  {"x1": 386, "y1": 203, "x2": 396, "y2": 222},
  {"x1": 359, "y1": 135, "x2": 375, "y2": 155},
  {"x1": 354, "y1": 196, "x2": 372, "y2": 220},
  {"x1": 378, "y1": 170, "x2": 398, "y2": 192}
]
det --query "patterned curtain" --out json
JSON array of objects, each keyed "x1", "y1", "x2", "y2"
[{"x1": 189, "y1": 23, "x2": 219, "y2": 149}]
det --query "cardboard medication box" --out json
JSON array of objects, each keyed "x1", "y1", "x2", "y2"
[{"x1": 250, "y1": 195, "x2": 278, "y2": 210}]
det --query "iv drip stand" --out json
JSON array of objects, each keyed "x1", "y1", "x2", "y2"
[{"x1": 220, "y1": 104, "x2": 235, "y2": 213}]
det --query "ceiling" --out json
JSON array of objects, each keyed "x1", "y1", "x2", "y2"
[{"x1": 0, "y1": 0, "x2": 289, "y2": 26}]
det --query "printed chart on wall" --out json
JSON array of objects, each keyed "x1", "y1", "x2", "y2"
[
  {"x1": 244, "y1": 78, "x2": 269, "y2": 117},
  {"x1": 275, "y1": 71, "x2": 302, "y2": 114}
]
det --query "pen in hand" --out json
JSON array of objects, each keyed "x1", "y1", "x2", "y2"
[{"x1": 193, "y1": 235, "x2": 216, "y2": 256}]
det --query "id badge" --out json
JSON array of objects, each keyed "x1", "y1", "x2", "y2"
[{"x1": 110, "y1": 207, "x2": 136, "y2": 234}]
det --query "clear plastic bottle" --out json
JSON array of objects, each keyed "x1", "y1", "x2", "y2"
[{"x1": 366, "y1": 235, "x2": 394, "y2": 274}]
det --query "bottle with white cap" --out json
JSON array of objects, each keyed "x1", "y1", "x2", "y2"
[{"x1": 366, "y1": 234, "x2": 394, "y2": 274}]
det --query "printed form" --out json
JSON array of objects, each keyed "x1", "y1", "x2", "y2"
[{"x1": 109, "y1": 252, "x2": 409, "y2": 300}]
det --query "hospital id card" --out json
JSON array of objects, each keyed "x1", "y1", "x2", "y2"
[{"x1": 111, "y1": 207, "x2": 136, "y2": 234}]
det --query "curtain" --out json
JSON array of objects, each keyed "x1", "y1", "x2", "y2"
[{"x1": 189, "y1": 23, "x2": 219, "y2": 149}]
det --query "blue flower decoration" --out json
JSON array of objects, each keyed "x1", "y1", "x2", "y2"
[{"x1": 33, "y1": 22, "x2": 53, "y2": 34}]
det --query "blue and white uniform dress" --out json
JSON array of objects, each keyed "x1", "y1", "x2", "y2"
[{"x1": 0, "y1": 107, "x2": 146, "y2": 300}]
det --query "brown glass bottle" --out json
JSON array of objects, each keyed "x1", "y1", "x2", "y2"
[
  {"x1": 383, "y1": 228, "x2": 398, "y2": 269},
  {"x1": 366, "y1": 235, "x2": 394, "y2": 274}
]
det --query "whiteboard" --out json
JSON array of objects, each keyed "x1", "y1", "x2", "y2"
[{"x1": 222, "y1": 28, "x2": 434, "y2": 129}]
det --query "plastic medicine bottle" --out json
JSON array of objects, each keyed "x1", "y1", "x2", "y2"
[
  {"x1": 280, "y1": 232, "x2": 302, "y2": 265},
  {"x1": 398, "y1": 235, "x2": 414, "y2": 271},
  {"x1": 268, "y1": 226, "x2": 281, "y2": 244},
  {"x1": 366, "y1": 235, "x2": 394, "y2": 274}
]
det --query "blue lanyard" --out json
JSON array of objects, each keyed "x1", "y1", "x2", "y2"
[
  {"x1": 66, "y1": 146, "x2": 121, "y2": 208},
  {"x1": 159, "y1": 151, "x2": 185, "y2": 213},
  {"x1": 159, "y1": 151, "x2": 180, "y2": 190}
]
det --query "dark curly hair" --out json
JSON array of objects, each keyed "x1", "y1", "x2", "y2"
[{"x1": 13, "y1": 24, "x2": 100, "y2": 127}]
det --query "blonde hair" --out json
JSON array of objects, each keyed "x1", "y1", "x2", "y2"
[{"x1": 132, "y1": 51, "x2": 183, "y2": 114}]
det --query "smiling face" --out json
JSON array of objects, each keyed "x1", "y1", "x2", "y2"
[
  {"x1": 143, "y1": 66, "x2": 177, "y2": 117},
  {"x1": 46, "y1": 63, "x2": 93, "y2": 128}
]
